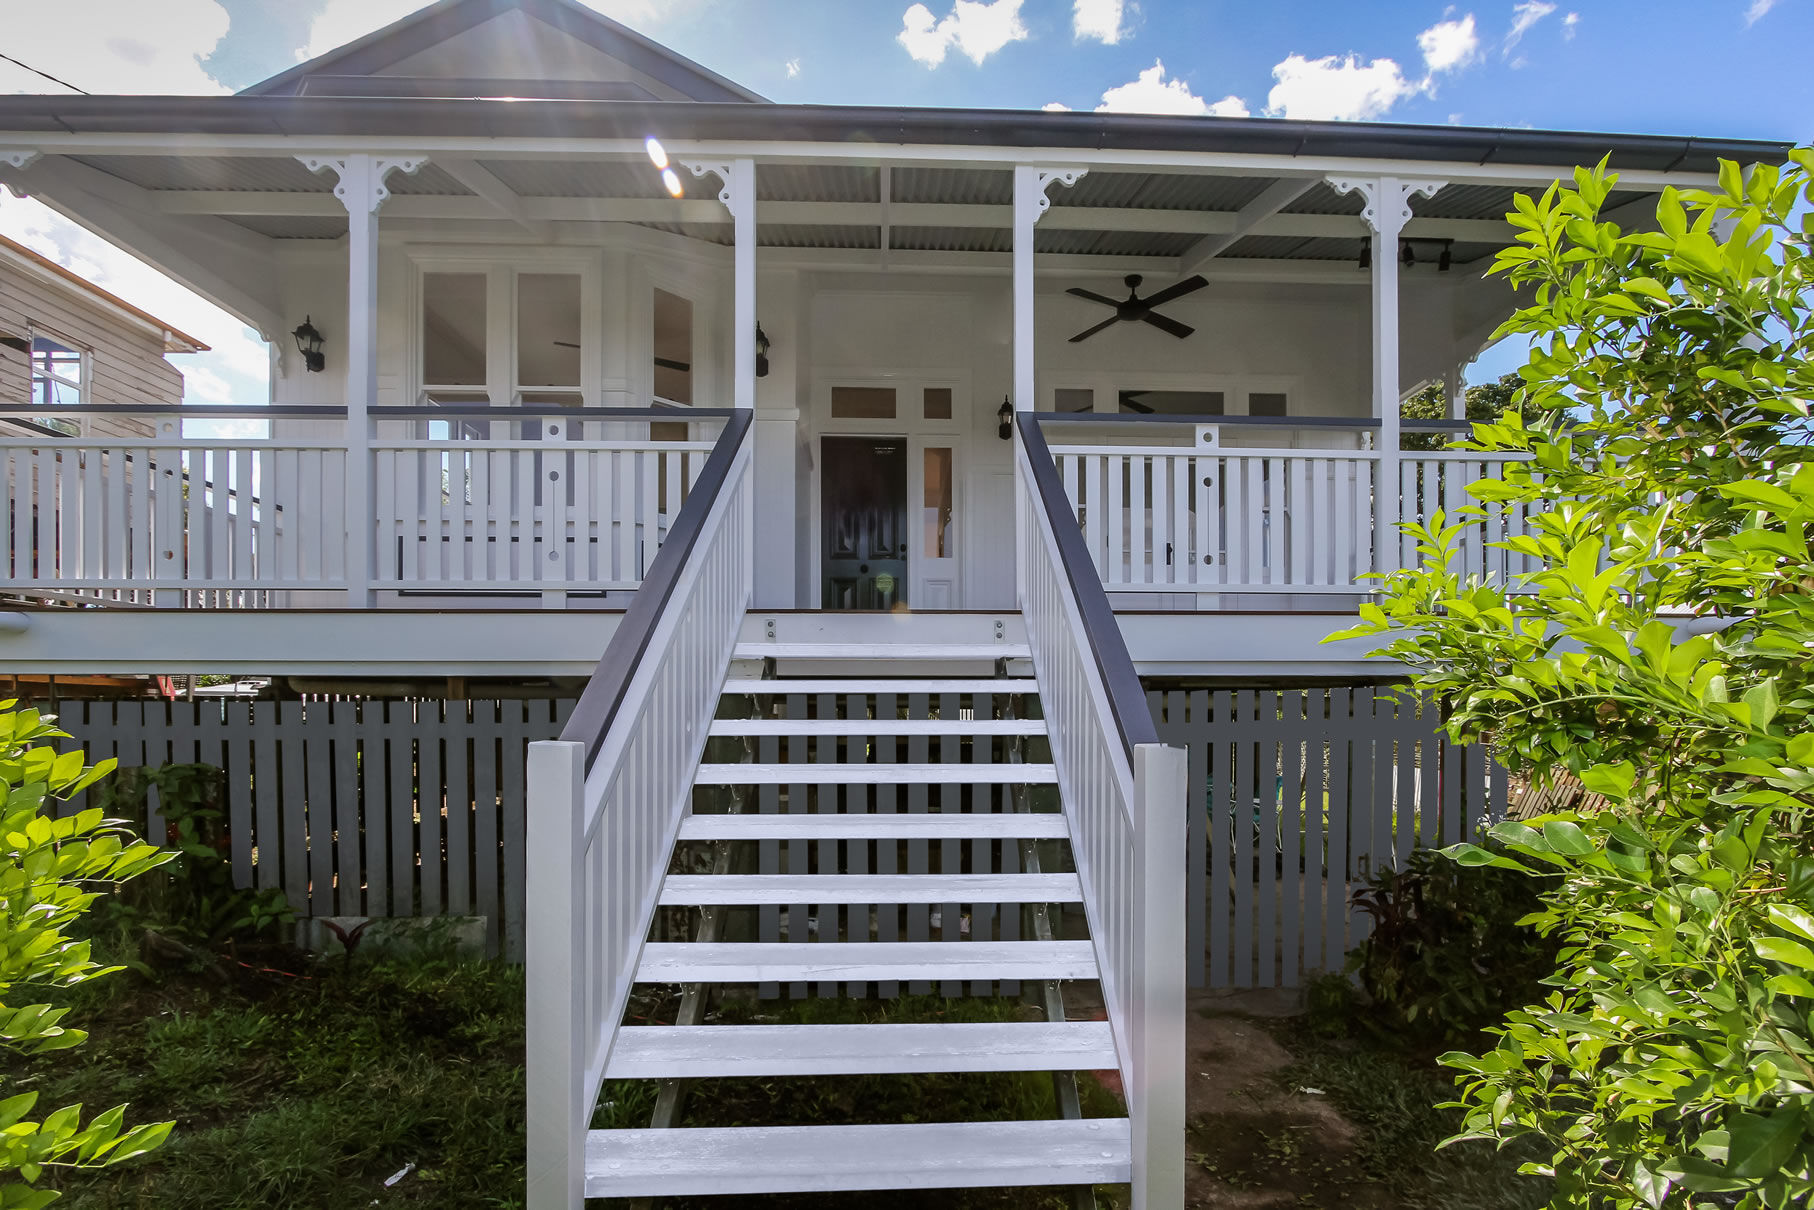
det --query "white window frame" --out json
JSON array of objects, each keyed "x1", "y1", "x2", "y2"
[{"x1": 29, "y1": 330, "x2": 88, "y2": 435}]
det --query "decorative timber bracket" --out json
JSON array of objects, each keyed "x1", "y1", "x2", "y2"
[
  {"x1": 1327, "y1": 175, "x2": 1446, "y2": 239},
  {"x1": 680, "y1": 160, "x2": 746, "y2": 220},
  {"x1": 296, "y1": 154, "x2": 428, "y2": 214},
  {"x1": 0, "y1": 149, "x2": 40, "y2": 198},
  {"x1": 1015, "y1": 166, "x2": 1089, "y2": 228}
]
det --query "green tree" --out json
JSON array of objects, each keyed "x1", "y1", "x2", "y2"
[
  {"x1": 1334, "y1": 149, "x2": 1814, "y2": 1208},
  {"x1": 0, "y1": 703, "x2": 172, "y2": 1205},
  {"x1": 1402, "y1": 374, "x2": 1524, "y2": 451}
]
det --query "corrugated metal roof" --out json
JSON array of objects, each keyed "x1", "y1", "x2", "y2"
[
  {"x1": 69, "y1": 154, "x2": 333, "y2": 192},
  {"x1": 1281, "y1": 181, "x2": 1366, "y2": 216},
  {"x1": 1059, "y1": 172, "x2": 1275, "y2": 211},
  {"x1": 224, "y1": 214, "x2": 349, "y2": 239},
  {"x1": 758, "y1": 163, "x2": 877, "y2": 202},
  {"x1": 890, "y1": 167, "x2": 1012, "y2": 205},
  {"x1": 1034, "y1": 229, "x2": 1198, "y2": 257},
  {"x1": 890, "y1": 226, "x2": 1011, "y2": 253},
  {"x1": 385, "y1": 162, "x2": 476, "y2": 196},
  {"x1": 477, "y1": 158, "x2": 668, "y2": 198},
  {"x1": 630, "y1": 220, "x2": 731, "y2": 244},
  {"x1": 1222, "y1": 234, "x2": 1347, "y2": 260},
  {"x1": 759, "y1": 223, "x2": 879, "y2": 248}
]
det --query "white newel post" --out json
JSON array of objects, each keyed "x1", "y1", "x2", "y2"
[
  {"x1": 525, "y1": 739, "x2": 586, "y2": 1210},
  {"x1": 300, "y1": 152, "x2": 425, "y2": 607},
  {"x1": 1328, "y1": 174, "x2": 1443, "y2": 581},
  {"x1": 683, "y1": 158, "x2": 757, "y2": 410},
  {"x1": 1131, "y1": 741, "x2": 1188, "y2": 1210}
]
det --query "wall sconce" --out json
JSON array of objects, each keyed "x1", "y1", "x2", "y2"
[
  {"x1": 291, "y1": 316, "x2": 325, "y2": 373},
  {"x1": 998, "y1": 396, "x2": 1014, "y2": 441},
  {"x1": 755, "y1": 323, "x2": 770, "y2": 378}
]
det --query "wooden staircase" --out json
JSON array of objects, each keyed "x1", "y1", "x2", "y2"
[{"x1": 582, "y1": 650, "x2": 1132, "y2": 1199}]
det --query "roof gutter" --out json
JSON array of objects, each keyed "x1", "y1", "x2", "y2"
[{"x1": 0, "y1": 96, "x2": 1791, "y2": 173}]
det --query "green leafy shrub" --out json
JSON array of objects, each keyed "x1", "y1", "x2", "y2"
[
  {"x1": 1348, "y1": 842, "x2": 1559, "y2": 1041},
  {"x1": 0, "y1": 702, "x2": 173, "y2": 1204},
  {"x1": 1335, "y1": 149, "x2": 1814, "y2": 1208},
  {"x1": 93, "y1": 764, "x2": 293, "y2": 946}
]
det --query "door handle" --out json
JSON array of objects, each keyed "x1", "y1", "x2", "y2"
[{"x1": 1166, "y1": 542, "x2": 1174, "y2": 565}]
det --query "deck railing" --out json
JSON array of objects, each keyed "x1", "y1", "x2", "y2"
[
  {"x1": 1045, "y1": 415, "x2": 1533, "y2": 596},
  {"x1": 524, "y1": 409, "x2": 753, "y2": 1208},
  {"x1": 1, "y1": 405, "x2": 727, "y2": 607},
  {"x1": 1014, "y1": 412, "x2": 1187, "y2": 1209}
]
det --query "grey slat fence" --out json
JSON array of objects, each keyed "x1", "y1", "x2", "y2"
[
  {"x1": 1151, "y1": 687, "x2": 1508, "y2": 990},
  {"x1": 49, "y1": 698, "x2": 574, "y2": 960}
]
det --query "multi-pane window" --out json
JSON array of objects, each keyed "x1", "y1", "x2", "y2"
[{"x1": 30, "y1": 335, "x2": 84, "y2": 435}]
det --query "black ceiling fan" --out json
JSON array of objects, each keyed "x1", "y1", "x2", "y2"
[{"x1": 1066, "y1": 273, "x2": 1208, "y2": 343}]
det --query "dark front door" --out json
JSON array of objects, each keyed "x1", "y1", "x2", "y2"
[{"x1": 821, "y1": 436, "x2": 908, "y2": 610}]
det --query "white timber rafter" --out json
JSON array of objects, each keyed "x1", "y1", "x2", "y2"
[
  {"x1": 435, "y1": 157, "x2": 552, "y2": 240},
  {"x1": 1179, "y1": 177, "x2": 1316, "y2": 274}
]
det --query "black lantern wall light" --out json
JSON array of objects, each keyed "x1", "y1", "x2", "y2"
[
  {"x1": 755, "y1": 324, "x2": 770, "y2": 378},
  {"x1": 291, "y1": 316, "x2": 326, "y2": 373},
  {"x1": 998, "y1": 397, "x2": 1014, "y2": 440}
]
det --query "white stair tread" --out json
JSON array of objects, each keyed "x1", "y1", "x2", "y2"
[
  {"x1": 723, "y1": 678, "x2": 1037, "y2": 694},
  {"x1": 695, "y1": 763, "x2": 1057, "y2": 785},
  {"x1": 659, "y1": 872, "x2": 1081, "y2": 905},
  {"x1": 585, "y1": 1118, "x2": 1131, "y2": 1196},
  {"x1": 734, "y1": 643, "x2": 1032, "y2": 661},
  {"x1": 637, "y1": 940, "x2": 1099, "y2": 984},
  {"x1": 678, "y1": 812, "x2": 1069, "y2": 841},
  {"x1": 603, "y1": 1020, "x2": 1119, "y2": 1079},
  {"x1": 709, "y1": 718, "x2": 1046, "y2": 737}
]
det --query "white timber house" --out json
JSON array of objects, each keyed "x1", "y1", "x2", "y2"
[{"x1": 0, "y1": 0, "x2": 1790, "y2": 1203}]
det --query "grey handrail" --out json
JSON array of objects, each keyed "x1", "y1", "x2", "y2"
[
  {"x1": 1016, "y1": 411, "x2": 1159, "y2": 758},
  {"x1": 559, "y1": 408, "x2": 753, "y2": 768},
  {"x1": 2, "y1": 404, "x2": 733, "y2": 420}
]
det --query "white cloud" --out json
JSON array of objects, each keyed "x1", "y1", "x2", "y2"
[
  {"x1": 1073, "y1": 0, "x2": 1127, "y2": 44},
  {"x1": 301, "y1": 0, "x2": 678, "y2": 62},
  {"x1": 898, "y1": 0, "x2": 1028, "y2": 68},
  {"x1": 0, "y1": 0, "x2": 230, "y2": 95},
  {"x1": 1505, "y1": 1, "x2": 1557, "y2": 51},
  {"x1": 785, "y1": 58, "x2": 801, "y2": 78},
  {"x1": 1095, "y1": 60, "x2": 1247, "y2": 116},
  {"x1": 1745, "y1": 0, "x2": 1778, "y2": 24},
  {"x1": 1265, "y1": 53, "x2": 1418, "y2": 121},
  {"x1": 1419, "y1": 14, "x2": 1481, "y2": 73},
  {"x1": 1563, "y1": 11, "x2": 1580, "y2": 36},
  {"x1": 0, "y1": 194, "x2": 271, "y2": 405},
  {"x1": 1042, "y1": 101, "x2": 1072, "y2": 111}
]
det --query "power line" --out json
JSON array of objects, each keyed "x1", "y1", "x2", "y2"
[{"x1": 0, "y1": 52, "x2": 89, "y2": 96}]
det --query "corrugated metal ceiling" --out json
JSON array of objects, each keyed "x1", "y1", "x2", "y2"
[
  {"x1": 223, "y1": 215, "x2": 349, "y2": 239},
  {"x1": 70, "y1": 154, "x2": 333, "y2": 192},
  {"x1": 890, "y1": 226, "x2": 1011, "y2": 253},
  {"x1": 477, "y1": 158, "x2": 668, "y2": 199},
  {"x1": 890, "y1": 167, "x2": 1012, "y2": 205},
  {"x1": 1059, "y1": 172, "x2": 1275, "y2": 211},
  {"x1": 758, "y1": 163, "x2": 877, "y2": 203}
]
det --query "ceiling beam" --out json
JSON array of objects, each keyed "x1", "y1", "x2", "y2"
[
  {"x1": 434, "y1": 157, "x2": 551, "y2": 240},
  {"x1": 151, "y1": 190, "x2": 1517, "y2": 243},
  {"x1": 1180, "y1": 178, "x2": 1316, "y2": 274}
]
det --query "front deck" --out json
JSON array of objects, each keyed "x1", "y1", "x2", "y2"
[{"x1": 4, "y1": 405, "x2": 1526, "y2": 615}]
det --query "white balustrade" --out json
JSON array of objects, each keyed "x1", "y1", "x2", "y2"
[
  {"x1": 1015, "y1": 425, "x2": 1187, "y2": 1209},
  {"x1": 2, "y1": 438, "x2": 347, "y2": 606},
  {"x1": 1052, "y1": 438, "x2": 1531, "y2": 595},
  {"x1": 2, "y1": 423, "x2": 719, "y2": 607},
  {"x1": 370, "y1": 437, "x2": 715, "y2": 590},
  {"x1": 525, "y1": 421, "x2": 753, "y2": 1208}
]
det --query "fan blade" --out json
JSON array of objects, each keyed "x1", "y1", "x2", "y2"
[
  {"x1": 1137, "y1": 274, "x2": 1209, "y2": 309},
  {"x1": 653, "y1": 356, "x2": 691, "y2": 372},
  {"x1": 1117, "y1": 393, "x2": 1155, "y2": 414},
  {"x1": 1065, "y1": 287, "x2": 1122, "y2": 308},
  {"x1": 553, "y1": 340, "x2": 581, "y2": 348},
  {"x1": 1141, "y1": 311, "x2": 1195, "y2": 339},
  {"x1": 1068, "y1": 315, "x2": 1123, "y2": 343}
]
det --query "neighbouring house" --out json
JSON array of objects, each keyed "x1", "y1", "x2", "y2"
[
  {"x1": 0, "y1": 232, "x2": 207, "y2": 438},
  {"x1": 0, "y1": 0, "x2": 1791, "y2": 1203}
]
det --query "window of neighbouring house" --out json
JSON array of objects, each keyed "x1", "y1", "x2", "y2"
[{"x1": 29, "y1": 335, "x2": 84, "y2": 435}]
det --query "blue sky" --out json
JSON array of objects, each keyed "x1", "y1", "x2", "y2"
[{"x1": 0, "y1": 0, "x2": 1806, "y2": 406}]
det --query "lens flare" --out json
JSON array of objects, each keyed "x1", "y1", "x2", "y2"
[
  {"x1": 661, "y1": 168, "x2": 683, "y2": 198},
  {"x1": 645, "y1": 136, "x2": 668, "y2": 169}
]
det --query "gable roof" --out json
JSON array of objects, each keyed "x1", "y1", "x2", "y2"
[
  {"x1": 0, "y1": 234, "x2": 209, "y2": 354},
  {"x1": 241, "y1": 0, "x2": 763, "y2": 103}
]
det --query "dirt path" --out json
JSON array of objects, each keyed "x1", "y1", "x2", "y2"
[{"x1": 1178, "y1": 988, "x2": 1396, "y2": 1209}]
